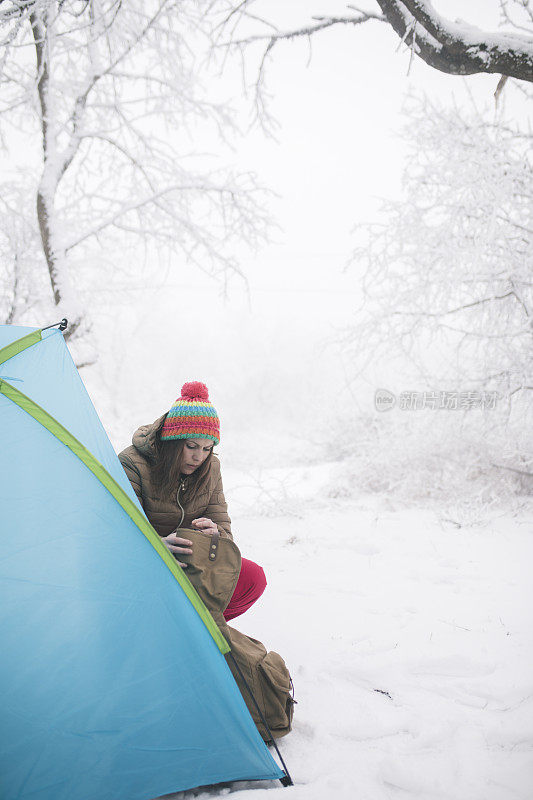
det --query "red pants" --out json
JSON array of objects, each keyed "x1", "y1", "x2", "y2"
[{"x1": 223, "y1": 558, "x2": 267, "y2": 621}]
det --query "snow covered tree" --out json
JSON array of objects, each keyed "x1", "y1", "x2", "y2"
[
  {"x1": 218, "y1": 0, "x2": 533, "y2": 86},
  {"x1": 338, "y1": 95, "x2": 532, "y2": 490},
  {"x1": 349, "y1": 96, "x2": 532, "y2": 399},
  {"x1": 0, "y1": 1, "x2": 269, "y2": 341}
]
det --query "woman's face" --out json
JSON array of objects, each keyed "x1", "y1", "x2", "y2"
[{"x1": 181, "y1": 438, "x2": 214, "y2": 474}]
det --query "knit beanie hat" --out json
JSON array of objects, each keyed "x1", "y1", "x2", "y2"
[{"x1": 160, "y1": 381, "x2": 220, "y2": 445}]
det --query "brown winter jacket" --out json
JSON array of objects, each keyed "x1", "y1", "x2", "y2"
[{"x1": 118, "y1": 414, "x2": 232, "y2": 540}]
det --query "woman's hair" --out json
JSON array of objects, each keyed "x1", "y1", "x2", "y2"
[{"x1": 151, "y1": 417, "x2": 213, "y2": 501}]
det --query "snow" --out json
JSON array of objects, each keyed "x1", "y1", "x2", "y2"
[
  {"x1": 404, "y1": 0, "x2": 533, "y2": 58},
  {"x1": 158, "y1": 474, "x2": 533, "y2": 800}
]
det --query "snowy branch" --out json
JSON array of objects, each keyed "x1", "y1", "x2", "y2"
[
  {"x1": 376, "y1": 0, "x2": 533, "y2": 81},
  {"x1": 222, "y1": 0, "x2": 533, "y2": 84}
]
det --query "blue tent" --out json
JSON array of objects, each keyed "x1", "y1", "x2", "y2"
[{"x1": 0, "y1": 324, "x2": 286, "y2": 800}]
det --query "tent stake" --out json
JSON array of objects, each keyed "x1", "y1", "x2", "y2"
[
  {"x1": 227, "y1": 652, "x2": 294, "y2": 787},
  {"x1": 42, "y1": 318, "x2": 68, "y2": 332}
]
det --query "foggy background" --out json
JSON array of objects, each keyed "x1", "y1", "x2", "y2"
[{"x1": 76, "y1": 1, "x2": 532, "y2": 522}]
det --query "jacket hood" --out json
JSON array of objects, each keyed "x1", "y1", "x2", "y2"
[{"x1": 131, "y1": 414, "x2": 167, "y2": 461}]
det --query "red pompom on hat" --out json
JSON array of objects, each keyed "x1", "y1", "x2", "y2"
[
  {"x1": 161, "y1": 381, "x2": 220, "y2": 444},
  {"x1": 180, "y1": 381, "x2": 209, "y2": 402}
]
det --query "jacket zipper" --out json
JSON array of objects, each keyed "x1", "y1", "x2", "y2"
[{"x1": 176, "y1": 479, "x2": 185, "y2": 528}]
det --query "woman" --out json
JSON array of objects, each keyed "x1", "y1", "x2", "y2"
[
  {"x1": 118, "y1": 381, "x2": 266, "y2": 622},
  {"x1": 121, "y1": 382, "x2": 295, "y2": 742}
]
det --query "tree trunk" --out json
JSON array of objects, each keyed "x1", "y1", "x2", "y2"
[
  {"x1": 31, "y1": 9, "x2": 62, "y2": 308},
  {"x1": 36, "y1": 188, "x2": 61, "y2": 306}
]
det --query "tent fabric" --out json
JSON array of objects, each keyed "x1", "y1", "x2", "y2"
[
  {"x1": 0, "y1": 324, "x2": 284, "y2": 800},
  {"x1": 0, "y1": 331, "x2": 228, "y2": 653}
]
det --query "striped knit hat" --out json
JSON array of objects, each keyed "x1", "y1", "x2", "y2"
[{"x1": 161, "y1": 382, "x2": 220, "y2": 445}]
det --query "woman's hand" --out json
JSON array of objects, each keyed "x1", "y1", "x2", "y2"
[
  {"x1": 162, "y1": 532, "x2": 193, "y2": 568},
  {"x1": 192, "y1": 517, "x2": 218, "y2": 536}
]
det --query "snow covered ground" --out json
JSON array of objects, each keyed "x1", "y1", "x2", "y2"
[{"x1": 160, "y1": 469, "x2": 533, "y2": 800}]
